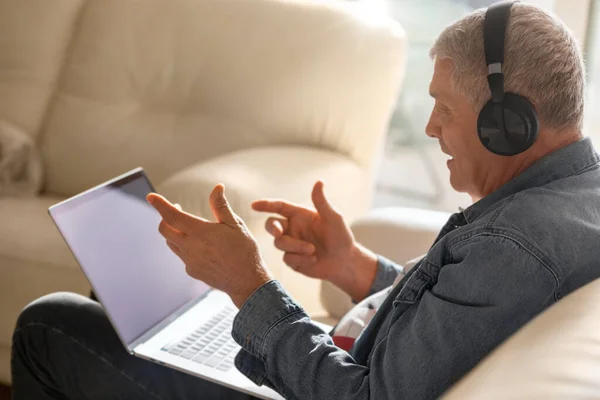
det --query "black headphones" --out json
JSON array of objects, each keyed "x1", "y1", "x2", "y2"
[{"x1": 477, "y1": 1, "x2": 539, "y2": 156}]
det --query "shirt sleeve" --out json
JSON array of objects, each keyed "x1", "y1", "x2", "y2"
[
  {"x1": 232, "y1": 234, "x2": 557, "y2": 399},
  {"x1": 367, "y1": 255, "x2": 404, "y2": 296}
]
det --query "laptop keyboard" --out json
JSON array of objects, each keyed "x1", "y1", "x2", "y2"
[{"x1": 161, "y1": 305, "x2": 240, "y2": 372}]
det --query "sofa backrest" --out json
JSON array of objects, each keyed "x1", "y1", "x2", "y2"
[
  {"x1": 0, "y1": 0, "x2": 406, "y2": 196},
  {"x1": 0, "y1": 0, "x2": 86, "y2": 141}
]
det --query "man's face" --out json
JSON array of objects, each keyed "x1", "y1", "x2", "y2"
[{"x1": 426, "y1": 58, "x2": 496, "y2": 198}]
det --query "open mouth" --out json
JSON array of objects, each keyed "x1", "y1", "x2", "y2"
[{"x1": 440, "y1": 144, "x2": 453, "y2": 162}]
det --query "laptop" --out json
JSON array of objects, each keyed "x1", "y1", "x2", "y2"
[{"x1": 48, "y1": 167, "x2": 331, "y2": 399}]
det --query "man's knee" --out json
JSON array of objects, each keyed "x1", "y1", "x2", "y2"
[{"x1": 15, "y1": 292, "x2": 90, "y2": 331}]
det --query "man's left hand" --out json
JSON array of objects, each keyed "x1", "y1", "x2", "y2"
[{"x1": 147, "y1": 185, "x2": 273, "y2": 309}]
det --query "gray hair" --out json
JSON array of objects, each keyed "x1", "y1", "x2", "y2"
[{"x1": 429, "y1": 3, "x2": 585, "y2": 132}]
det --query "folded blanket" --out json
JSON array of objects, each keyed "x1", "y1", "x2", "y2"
[{"x1": 0, "y1": 121, "x2": 43, "y2": 197}]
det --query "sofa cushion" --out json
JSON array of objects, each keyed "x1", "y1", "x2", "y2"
[{"x1": 0, "y1": 195, "x2": 77, "y2": 269}]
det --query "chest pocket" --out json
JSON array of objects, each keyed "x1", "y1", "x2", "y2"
[
  {"x1": 390, "y1": 232, "x2": 451, "y2": 307},
  {"x1": 392, "y1": 261, "x2": 436, "y2": 306}
]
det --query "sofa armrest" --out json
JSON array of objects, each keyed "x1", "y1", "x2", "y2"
[
  {"x1": 320, "y1": 207, "x2": 450, "y2": 319},
  {"x1": 351, "y1": 207, "x2": 451, "y2": 264},
  {"x1": 442, "y1": 277, "x2": 600, "y2": 399},
  {"x1": 155, "y1": 145, "x2": 370, "y2": 230}
]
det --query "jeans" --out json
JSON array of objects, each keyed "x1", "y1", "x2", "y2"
[{"x1": 11, "y1": 292, "x2": 257, "y2": 400}]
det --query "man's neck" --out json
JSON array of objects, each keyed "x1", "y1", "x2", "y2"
[{"x1": 471, "y1": 129, "x2": 584, "y2": 203}]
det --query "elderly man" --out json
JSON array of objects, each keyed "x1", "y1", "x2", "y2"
[{"x1": 10, "y1": 2, "x2": 600, "y2": 399}]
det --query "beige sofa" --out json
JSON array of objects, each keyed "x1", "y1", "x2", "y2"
[
  {"x1": 0, "y1": 0, "x2": 407, "y2": 384},
  {"x1": 344, "y1": 207, "x2": 600, "y2": 398}
]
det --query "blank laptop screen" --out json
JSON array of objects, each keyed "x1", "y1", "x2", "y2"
[{"x1": 49, "y1": 169, "x2": 211, "y2": 348}]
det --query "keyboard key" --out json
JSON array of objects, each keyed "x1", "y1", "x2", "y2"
[
  {"x1": 206, "y1": 356, "x2": 223, "y2": 367},
  {"x1": 220, "y1": 359, "x2": 234, "y2": 366},
  {"x1": 217, "y1": 363, "x2": 232, "y2": 371},
  {"x1": 192, "y1": 354, "x2": 209, "y2": 364},
  {"x1": 181, "y1": 351, "x2": 196, "y2": 359},
  {"x1": 168, "y1": 348, "x2": 183, "y2": 355}
]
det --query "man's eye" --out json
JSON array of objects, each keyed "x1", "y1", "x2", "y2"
[{"x1": 437, "y1": 104, "x2": 450, "y2": 115}]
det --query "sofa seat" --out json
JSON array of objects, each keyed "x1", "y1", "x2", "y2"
[
  {"x1": 0, "y1": 196, "x2": 74, "y2": 269},
  {"x1": 0, "y1": 197, "x2": 92, "y2": 382}
]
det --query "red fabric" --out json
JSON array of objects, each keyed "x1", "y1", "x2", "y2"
[{"x1": 332, "y1": 335, "x2": 356, "y2": 352}]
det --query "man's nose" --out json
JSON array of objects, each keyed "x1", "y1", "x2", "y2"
[{"x1": 425, "y1": 112, "x2": 440, "y2": 139}]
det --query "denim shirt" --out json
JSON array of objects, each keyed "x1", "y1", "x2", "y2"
[{"x1": 231, "y1": 137, "x2": 600, "y2": 400}]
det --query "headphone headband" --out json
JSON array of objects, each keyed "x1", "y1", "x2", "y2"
[{"x1": 484, "y1": 1, "x2": 516, "y2": 104}]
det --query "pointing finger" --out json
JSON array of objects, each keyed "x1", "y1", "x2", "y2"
[
  {"x1": 252, "y1": 199, "x2": 308, "y2": 218},
  {"x1": 147, "y1": 193, "x2": 199, "y2": 233}
]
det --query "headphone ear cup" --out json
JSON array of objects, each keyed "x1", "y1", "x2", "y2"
[{"x1": 477, "y1": 93, "x2": 539, "y2": 156}]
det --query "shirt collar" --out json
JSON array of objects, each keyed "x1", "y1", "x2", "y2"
[{"x1": 462, "y1": 137, "x2": 600, "y2": 223}]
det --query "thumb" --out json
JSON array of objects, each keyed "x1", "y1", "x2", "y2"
[
  {"x1": 311, "y1": 181, "x2": 339, "y2": 219},
  {"x1": 209, "y1": 184, "x2": 238, "y2": 226}
]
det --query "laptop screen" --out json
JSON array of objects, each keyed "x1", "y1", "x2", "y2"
[{"x1": 49, "y1": 169, "x2": 211, "y2": 348}]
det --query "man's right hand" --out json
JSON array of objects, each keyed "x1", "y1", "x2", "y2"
[{"x1": 252, "y1": 181, "x2": 379, "y2": 302}]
